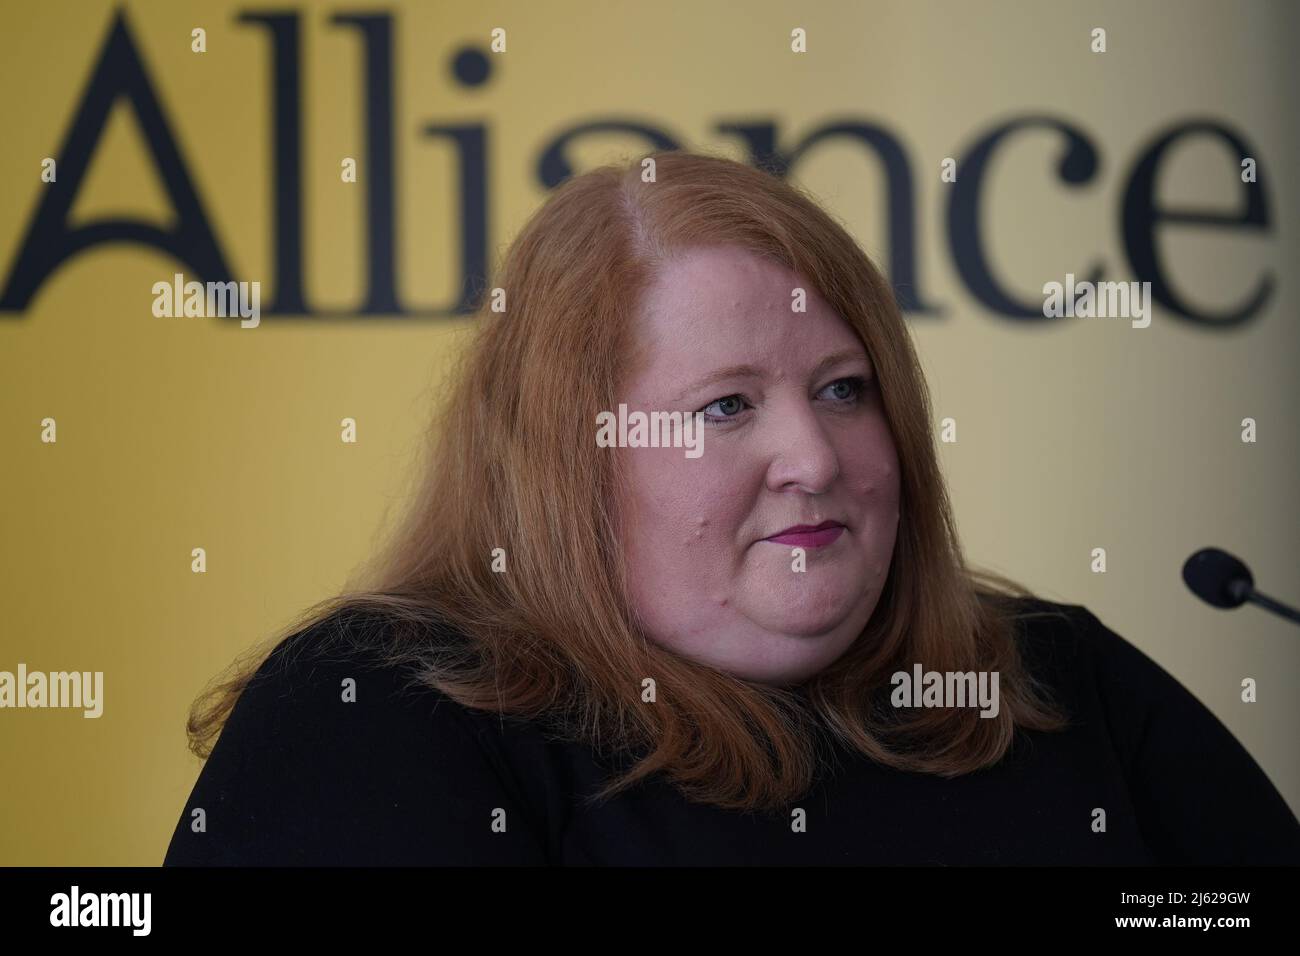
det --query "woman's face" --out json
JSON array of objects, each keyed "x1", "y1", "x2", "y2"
[{"x1": 616, "y1": 245, "x2": 901, "y2": 686}]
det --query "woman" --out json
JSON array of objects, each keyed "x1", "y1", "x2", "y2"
[{"x1": 164, "y1": 150, "x2": 1300, "y2": 865}]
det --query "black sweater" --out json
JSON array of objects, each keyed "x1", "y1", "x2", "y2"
[{"x1": 163, "y1": 599, "x2": 1300, "y2": 865}]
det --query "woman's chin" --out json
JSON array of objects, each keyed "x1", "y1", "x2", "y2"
[
  {"x1": 747, "y1": 599, "x2": 863, "y2": 640},
  {"x1": 741, "y1": 580, "x2": 869, "y2": 638}
]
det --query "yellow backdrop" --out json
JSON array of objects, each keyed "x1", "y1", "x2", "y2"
[{"x1": 1, "y1": 0, "x2": 1296, "y2": 864}]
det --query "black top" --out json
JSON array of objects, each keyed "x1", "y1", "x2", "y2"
[{"x1": 163, "y1": 598, "x2": 1300, "y2": 865}]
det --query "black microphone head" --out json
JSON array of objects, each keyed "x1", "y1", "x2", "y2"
[{"x1": 1183, "y1": 547, "x2": 1254, "y2": 609}]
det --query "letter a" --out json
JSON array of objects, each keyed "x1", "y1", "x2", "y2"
[{"x1": 0, "y1": 11, "x2": 233, "y2": 313}]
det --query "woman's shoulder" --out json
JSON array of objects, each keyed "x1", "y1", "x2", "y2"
[
  {"x1": 242, "y1": 607, "x2": 568, "y2": 760},
  {"x1": 996, "y1": 594, "x2": 1148, "y2": 685},
  {"x1": 990, "y1": 592, "x2": 1211, "y2": 733},
  {"x1": 255, "y1": 604, "x2": 455, "y2": 676},
  {"x1": 995, "y1": 594, "x2": 1241, "y2": 713},
  {"x1": 220, "y1": 607, "x2": 471, "y2": 743},
  {"x1": 994, "y1": 591, "x2": 1265, "y2": 753},
  {"x1": 164, "y1": 607, "x2": 554, "y2": 865},
  {"x1": 998, "y1": 593, "x2": 1300, "y2": 861}
]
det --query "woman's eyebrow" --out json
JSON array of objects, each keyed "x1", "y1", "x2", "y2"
[
  {"x1": 670, "y1": 364, "x2": 762, "y2": 403},
  {"x1": 809, "y1": 348, "x2": 871, "y2": 380},
  {"x1": 670, "y1": 349, "x2": 869, "y2": 404}
]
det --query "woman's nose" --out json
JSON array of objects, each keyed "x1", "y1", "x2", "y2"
[{"x1": 762, "y1": 399, "x2": 841, "y2": 494}]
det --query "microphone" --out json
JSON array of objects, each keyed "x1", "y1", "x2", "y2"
[{"x1": 1182, "y1": 547, "x2": 1300, "y2": 626}]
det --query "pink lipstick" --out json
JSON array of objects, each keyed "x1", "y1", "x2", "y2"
[{"x1": 763, "y1": 521, "x2": 845, "y2": 548}]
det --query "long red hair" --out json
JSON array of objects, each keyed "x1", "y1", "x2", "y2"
[{"x1": 186, "y1": 149, "x2": 1069, "y2": 814}]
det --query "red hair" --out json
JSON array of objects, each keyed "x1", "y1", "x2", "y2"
[{"x1": 187, "y1": 149, "x2": 1069, "y2": 814}]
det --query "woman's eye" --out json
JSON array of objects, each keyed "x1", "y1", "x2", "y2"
[
  {"x1": 696, "y1": 378, "x2": 869, "y2": 423},
  {"x1": 700, "y1": 394, "x2": 748, "y2": 421},
  {"x1": 819, "y1": 376, "x2": 867, "y2": 403}
]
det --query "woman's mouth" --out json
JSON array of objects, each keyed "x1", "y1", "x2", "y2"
[{"x1": 762, "y1": 521, "x2": 846, "y2": 548}]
